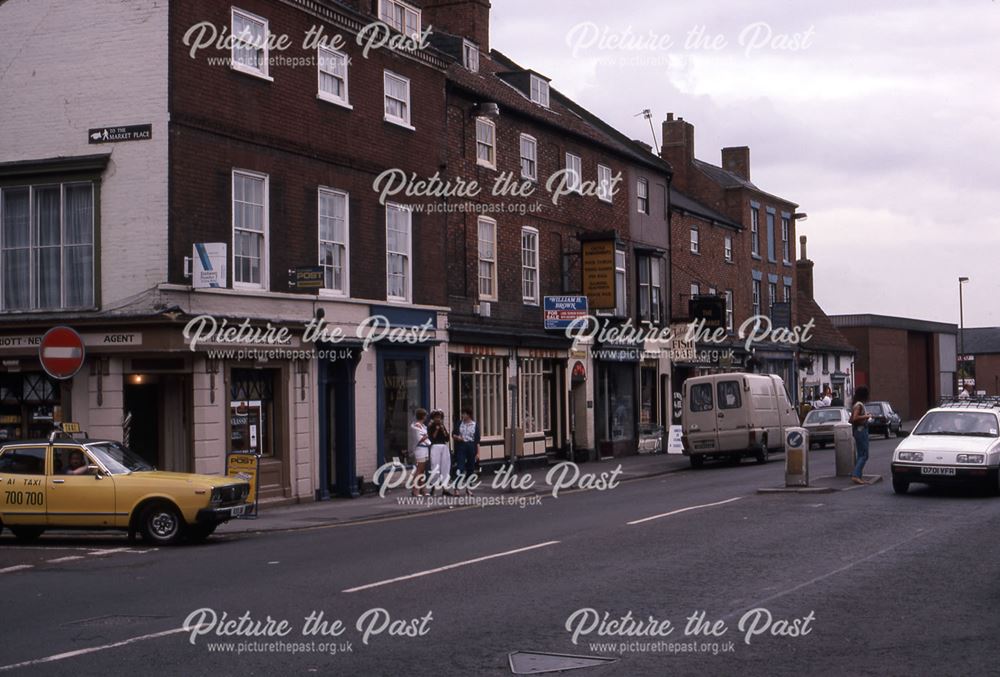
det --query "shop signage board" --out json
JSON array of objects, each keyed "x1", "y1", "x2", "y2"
[
  {"x1": 38, "y1": 327, "x2": 86, "y2": 380},
  {"x1": 543, "y1": 296, "x2": 588, "y2": 330},
  {"x1": 226, "y1": 452, "x2": 260, "y2": 518},
  {"x1": 193, "y1": 243, "x2": 227, "y2": 289},
  {"x1": 288, "y1": 266, "x2": 325, "y2": 290},
  {"x1": 581, "y1": 240, "x2": 617, "y2": 310},
  {"x1": 667, "y1": 425, "x2": 685, "y2": 454}
]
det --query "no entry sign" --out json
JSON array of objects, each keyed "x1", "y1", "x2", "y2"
[{"x1": 39, "y1": 326, "x2": 86, "y2": 380}]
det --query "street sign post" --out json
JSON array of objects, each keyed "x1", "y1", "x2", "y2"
[{"x1": 38, "y1": 326, "x2": 86, "y2": 380}]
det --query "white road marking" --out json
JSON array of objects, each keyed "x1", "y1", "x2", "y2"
[
  {"x1": 0, "y1": 565, "x2": 34, "y2": 574},
  {"x1": 627, "y1": 496, "x2": 744, "y2": 525},
  {"x1": 343, "y1": 540, "x2": 561, "y2": 593},
  {"x1": 87, "y1": 547, "x2": 132, "y2": 556},
  {"x1": 46, "y1": 556, "x2": 85, "y2": 564},
  {"x1": 0, "y1": 626, "x2": 193, "y2": 672}
]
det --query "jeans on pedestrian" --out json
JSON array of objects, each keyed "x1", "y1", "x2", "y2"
[
  {"x1": 428, "y1": 444, "x2": 451, "y2": 492},
  {"x1": 454, "y1": 442, "x2": 477, "y2": 480},
  {"x1": 852, "y1": 426, "x2": 870, "y2": 479}
]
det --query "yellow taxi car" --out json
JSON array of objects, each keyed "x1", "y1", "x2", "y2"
[{"x1": 0, "y1": 433, "x2": 251, "y2": 545}]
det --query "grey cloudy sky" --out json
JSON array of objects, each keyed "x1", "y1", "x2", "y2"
[{"x1": 491, "y1": 0, "x2": 1000, "y2": 327}]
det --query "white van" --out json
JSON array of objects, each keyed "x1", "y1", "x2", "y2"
[{"x1": 681, "y1": 373, "x2": 799, "y2": 467}]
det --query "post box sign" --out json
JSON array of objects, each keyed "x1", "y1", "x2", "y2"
[
  {"x1": 544, "y1": 296, "x2": 588, "y2": 330},
  {"x1": 226, "y1": 452, "x2": 259, "y2": 514},
  {"x1": 582, "y1": 240, "x2": 617, "y2": 310},
  {"x1": 193, "y1": 243, "x2": 227, "y2": 289}
]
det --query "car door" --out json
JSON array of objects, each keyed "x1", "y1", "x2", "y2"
[
  {"x1": 0, "y1": 445, "x2": 48, "y2": 525},
  {"x1": 47, "y1": 446, "x2": 117, "y2": 527}
]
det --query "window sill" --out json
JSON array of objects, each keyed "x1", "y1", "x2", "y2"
[
  {"x1": 751, "y1": 254, "x2": 762, "y2": 261},
  {"x1": 521, "y1": 174, "x2": 538, "y2": 183},
  {"x1": 386, "y1": 296, "x2": 412, "y2": 304},
  {"x1": 690, "y1": 250, "x2": 700, "y2": 256},
  {"x1": 230, "y1": 64, "x2": 273, "y2": 82},
  {"x1": 233, "y1": 282, "x2": 269, "y2": 292},
  {"x1": 477, "y1": 160, "x2": 497, "y2": 171},
  {"x1": 318, "y1": 288, "x2": 349, "y2": 299},
  {"x1": 317, "y1": 94, "x2": 353, "y2": 110},
  {"x1": 384, "y1": 117, "x2": 416, "y2": 131},
  {"x1": 599, "y1": 197, "x2": 613, "y2": 205},
  {"x1": 523, "y1": 300, "x2": 539, "y2": 307},
  {"x1": 724, "y1": 258, "x2": 734, "y2": 264}
]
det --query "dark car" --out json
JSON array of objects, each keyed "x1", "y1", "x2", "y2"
[
  {"x1": 865, "y1": 401, "x2": 901, "y2": 438},
  {"x1": 802, "y1": 407, "x2": 851, "y2": 448}
]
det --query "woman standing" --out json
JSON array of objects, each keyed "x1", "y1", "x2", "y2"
[
  {"x1": 453, "y1": 408, "x2": 480, "y2": 496},
  {"x1": 850, "y1": 386, "x2": 874, "y2": 485},
  {"x1": 408, "y1": 408, "x2": 430, "y2": 496},
  {"x1": 427, "y1": 409, "x2": 452, "y2": 496}
]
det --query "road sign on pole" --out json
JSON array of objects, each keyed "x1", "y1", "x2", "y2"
[{"x1": 38, "y1": 326, "x2": 86, "y2": 380}]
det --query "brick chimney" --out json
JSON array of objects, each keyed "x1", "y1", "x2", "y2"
[
  {"x1": 721, "y1": 146, "x2": 750, "y2": 181},
  {"x1": 796, "y1": 235, "x2": 814, "y2": 300},
  {"x1": 661, "y1": 113, "x2": 694, "y2": 190},
  {"x1": 420, "y1": 0, "x2": 491, "y2": 52}
]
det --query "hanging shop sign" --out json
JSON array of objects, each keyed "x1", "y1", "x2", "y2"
[{"x1": 581, "y1": 240, "x2": 617, "y2": 310}]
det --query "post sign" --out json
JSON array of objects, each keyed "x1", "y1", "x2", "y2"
[
  {"x1": 544, "y1": 296, "x2": 588, "y2": 330},
  {"x1": 226, "y1": 452, "x2": 260, "y2": 516},
  {"x1": 288, "y1": 266, "x2": 325, "y2": 290},
  {"x1": 88, "y1": 124, "x2": 152, "y2": 144},
  {"x1": 193, "y1": 243, "x2": 227, "y2": 289},
  {"x1": 582, "y1": 240, "x2": 617, "y2": 310},
  {"x1": 38, "y1": 326, "x2": 86, "y2": 380}
]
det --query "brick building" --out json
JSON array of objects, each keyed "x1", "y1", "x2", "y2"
[
  {"x1": 959, "y1": 328, "x2": 1000, "y2": 397},
  {"x1": 662, "y1": 114, "x2": 802, "y2": 402}
]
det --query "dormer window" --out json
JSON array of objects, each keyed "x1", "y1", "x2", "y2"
[
  {"x1": 463, "y1": 40, "x2": 479, "y2": 73},
  {"x1": 379, "y1": 0, "x2": 421, "y2": 39},
  {"x1": 530, "y1": 74, "x2": 550, "y2": 108}
]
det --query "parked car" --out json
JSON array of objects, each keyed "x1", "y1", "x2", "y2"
[
  {"x1": 802, "y1": 407, "x2": 851, "y2": 449},
  {"x1": 0, "y1": 434, "x2": 251, "y2": 544},
  {"x1": 682, "y1": 373, "x2": 799, "y2": 467},
  {"x1": 865, "y1": 401, "x2": 901, "y2": 438},
  {"x1": 891, "y1": 400, "x2": 1000, "y2": 494}
]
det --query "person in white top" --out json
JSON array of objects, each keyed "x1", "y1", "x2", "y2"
[
  {"x1": 408, "y1": 408, "x2": 430, "y2": 496},
  {"x1": 958, "y1": 385, "x2": 971, "y2": 400},
  {"x1": 813, "y1": 386, "x2": 833, "y2": 409}
]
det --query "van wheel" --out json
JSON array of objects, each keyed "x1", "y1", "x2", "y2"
[
  {"x1": 690, "y1": 455, "x2": 704, "y2": 469},
  {"x1": 9, "y1": 526, "x2": 44, "y2": 543}
]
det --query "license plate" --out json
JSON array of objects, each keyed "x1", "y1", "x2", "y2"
[
  {"x1": 921, "y1": 467, "x2": 956, "y2": 476},
  {"x1": 230, "y1": 504, "x2": 248, "y2": 516}
]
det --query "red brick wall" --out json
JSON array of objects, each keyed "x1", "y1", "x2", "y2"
[
  {"x1": 669, "y1": 212, "x2": 742, "y2": 324},
  {"x1": 974, "y1": 354, "x2": 1000, "y2": 395},
  {"x1": 168, "y1": 0, "x2": 449, "y2": 304}
]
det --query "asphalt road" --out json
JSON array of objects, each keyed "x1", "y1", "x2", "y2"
[{"x1": 2, "y1": 437, "x2": 1000, "y2": 677}]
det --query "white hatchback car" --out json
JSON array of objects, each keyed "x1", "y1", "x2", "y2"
[{"x1": 891, "y1": 399, "x2": 1000, "y2": 495}]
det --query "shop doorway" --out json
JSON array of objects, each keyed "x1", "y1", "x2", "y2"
[
  {"x1": 124, "y1": 374, "x2": 190, "y2": 471},
  {"x1": 124, "y1": 380, "x2": 159, "y2": 467}
]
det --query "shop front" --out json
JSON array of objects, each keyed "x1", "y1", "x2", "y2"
[{"x1": 593, "y1": 344, "x2": 640, "y2": 458}]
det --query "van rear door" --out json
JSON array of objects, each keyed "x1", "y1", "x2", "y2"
[
  {"x1": 715, "y1": 377, "x2": 747, "y2": 452},
  {"x1": 685, "y1": 379, "x2": 718, "y2": 453}
]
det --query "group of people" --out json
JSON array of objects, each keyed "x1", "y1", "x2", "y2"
[{"x1": 407, "y1": 408, "x2": 480, "y2": 497}]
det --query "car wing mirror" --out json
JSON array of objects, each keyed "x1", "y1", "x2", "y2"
[{"x1": 88, "y1": 464, "x2": 103, "y2": 478}]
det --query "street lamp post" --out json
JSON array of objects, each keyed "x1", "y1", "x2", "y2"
[{"x1": 959, "y1": 276, "x2": 969, "y2": 391}]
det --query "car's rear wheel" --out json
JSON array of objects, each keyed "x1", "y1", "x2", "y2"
[
  {"x1": 187, "y1": 523, "x2": 218, "y2": 543},
  {"x1": 9, "y1": 526, "x2": 44, "y2": 543},
  {"x1": 892, "y1": 476, "x2": 910, "y2": 495},
  {"x1": 690, "y1": 455, "x2": 704, "y2": 469},
  {"x1": 140, "y1": 502, "x2": 184, "y2": 545}
]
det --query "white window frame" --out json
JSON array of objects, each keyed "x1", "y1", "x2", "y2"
[
  {"x1": 378, "y1": 0, "x2": 422, "y2": 39},
  {"x1": 750, "y1": 206, "x2": 760, "y2": 256},
  {"x1": 725, "y1": 290, "x2": 734, "y2": 332},
  {"x1": 477, "y1": 216, "x2": 497, "y2": 301},
  {"x1": 768, "y1": 281, "x2": 777, "y2": 313},
  {"x1": 232, "y1": 169, "x2": 269, "y2": 291},
  {"x1": 781, "y1": 215, "x2": 791, "y2": 263},
  {"x1": 476, "y1": 117, "x2": 497, "y2": 169},
  {"x1": 637, "y1": 178, "x2": 649, "y2": 214},
  {"x1": 384, "y1": 70, "x2": 413, "y2": 129},
  {"x1": 565, "y1": 153, "x2": 582, "y2": 194},
  {"x1": 318, "y1": 187, "x2": 349, "y2": 297},
  {"x1": 456, "y1": 356, "x2": 506, "y2": 440},
  {"x1": 597, "y1": 164, "x2": 614, "y2": 203},
  {"x1": 520, "y1": 358, "x2": 552, "y2": 434},
  {"x1": 530, "y1": 74, "x2": 550, "y2": 107},
  {"x1": 519, "y1": 134, "x2": 538, "y2": 181},
  {"x1": 724, "y1": 235, "x2": 733, "y2": 262},
  {"x1": 691, "y1": 282, "x2": 700, "y2": 298},
  {"x1": 615, "y1": 249, "x2": 627, "y2": 316},
  {"x1": 386, "y1": 202, "x2": 412, "y2": 303},
  {"x1": 521, "y1": 226, "x2": 539, "y2": 305},
  {"x1": 708, "y1": 286, "x2": 717, "y2": 296},
  {"x1": 462, "y1": 40, "x2": 479, "y2": 73},
  {"x1": 317, "y1": 46, "x2": 351, "y2": 109},
  {"x1": 231, "y1": 7, "x2": 271, "y2": 81},
  {"x1": 690, "y1": 226, "x2": 700, "y2": 254},
  {"x1": 784, "y1": 284, "x2": 791, "y2": 303},
  {"x1": 752, "y1": 279, "x2": 761, "y2": 316}
]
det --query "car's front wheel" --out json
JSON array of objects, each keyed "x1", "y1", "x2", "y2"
[
  {"x1": 140, "y1": 502, "x2": 184, "y2": 545},
  {"x1": 892, "y1": 476, "x2": 909, "y2": 495},
  {"x1": 9, "y1": 526, "x2": 44, "y2": 543}
]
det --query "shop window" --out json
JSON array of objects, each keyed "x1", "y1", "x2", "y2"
[
  {"x1": 520, "y1": 358, "x2": 552, "y2": 435},
  {"x1": 598, "y1": 363, "x2": 635, "y2": 442},
  {"x1": 640, "y1": 366, "x2": 657, "y2": 425},
  {"x1": 454, "y1": 356, "x2": 506, "y2": 439},
  {"x1": 382, "y1": 358, "x2": 425, "y2": 462},
  {"x1": 690, "y1": 383, "x2": 713, "y2": 412},
  {"x1": 0, "y1": 373, "x2": 61, "y2": 441},
  {"x1": 230, "y1": 369, "x2": 277, "y2": 457}
]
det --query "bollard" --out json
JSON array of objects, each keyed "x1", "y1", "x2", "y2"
[
  {"x1": 784, "y1": 427, "x2": 809, "y2": 487},
  {"x1": 833, "y1": 422, "x2": 855, "y2": 477}
]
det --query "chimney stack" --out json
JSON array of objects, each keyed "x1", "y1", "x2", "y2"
[
  {"x1": 795, "y1": 235, "x2": 814, "y2": 300},
  {"x1": 661, "y1": 113, "x2": 695, "y2": 190},
  {"x1": 421, "y1": 0, "x2": 491, "y2": 52},
  {"x1": 721, "y1": 146, "x2": 750, "y2": 181}
]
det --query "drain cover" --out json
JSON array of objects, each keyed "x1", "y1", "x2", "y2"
[{"x1": 508, "y1": 651, "x2": 619, "y2": 674}]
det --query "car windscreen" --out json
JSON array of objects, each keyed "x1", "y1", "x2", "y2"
[
  {"x1": 87, "y1": 442, "x2": 155, "y2": 474},
  {"x1": 806, "y1": 409, "x2": 845, "y2": 424},
  {"x1": 865, "y1": 403, "x2": 884, "y2": 415},
  {"x1": 912, "y1": 411, "x2": 1000, "y2": 437}
]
